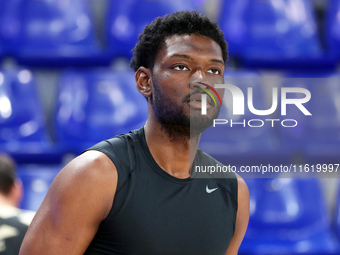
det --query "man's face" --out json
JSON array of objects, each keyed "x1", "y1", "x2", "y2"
[{"x1": 150, "y1": 34, "x2": 225, "y2": 137}]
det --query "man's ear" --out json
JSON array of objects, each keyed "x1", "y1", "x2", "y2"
[{"x1": 135, "y1": 67, "x2": 152, "y2": 98}]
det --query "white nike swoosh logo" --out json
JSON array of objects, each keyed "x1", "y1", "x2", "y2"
[{"x1": 206, "y1": 185, "x2": 218, "y2": 193}]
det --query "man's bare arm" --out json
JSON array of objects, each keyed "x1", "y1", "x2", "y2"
[
  {"x1": 19, "y1": 150, "x2": 118, "y2": 255},
  {"x1": 225, "y1": 174, "x2": 250, "y2": 255}
]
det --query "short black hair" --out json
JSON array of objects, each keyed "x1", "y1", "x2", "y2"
[
  {"x1": 0, "y1": 154, "x2": 16, "y2": 196},
  {"x1": 130, "y1": 10, "x2": 228, "y2": 71}
]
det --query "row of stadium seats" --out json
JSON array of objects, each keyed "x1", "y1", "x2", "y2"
[
  {"x1": 240, "y1": 178, "x2": 340, "y2": 255},
  {"x1": 0, "y1": 67, "x2": 147, "y2": 164},
  {"x1": 0, "y1": 0, "x2": 340, "y2": 69},
  {"x1": 221, "y1": 0, "x2": 340, "y2": 69},
  {"x1": 15, "y1": 164, "x2": 340, "y2": 254},
  {"x1": 1, "y1": 68, "x2": 340, "y2": 166}
]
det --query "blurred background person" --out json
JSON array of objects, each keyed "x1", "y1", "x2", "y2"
[{"x1": 0, "y1": 154, "x2": 34, "y2": 255}]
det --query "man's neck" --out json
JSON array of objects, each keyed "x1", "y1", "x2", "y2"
[
  {"x1": 0, "y1": 194, "x2": 17, "y2": 208},
  {"x1": 144, "y1": 119, "x2": 200, "y2": 179}
]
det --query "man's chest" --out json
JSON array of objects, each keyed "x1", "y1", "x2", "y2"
[{"x1": 102, "y1": 175, "x2": 236, "y2": 255}]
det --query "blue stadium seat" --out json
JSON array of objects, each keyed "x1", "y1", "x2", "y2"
[
  {"x1": 326, "y1": 0, "x2": 340, "y2": 58},
  {"x1": 0, "y1": 0, "x2": 109, "y2": 67},
  {"x1": 217, "y1": 0, "x2": 247, "y2": 58},
  {"x1": 0, "y1": 68, "x2": 63, "y2": 164},
  {"x1": 55, "y1": 68, "x2": 148, "y2": 154},
  {"x1": 199, "y1": 70, "x2": 292, "y2": 168},
  {"x1": 218, "y1": 0, "x2": 337, "y2": 69},
  {"x1": 239, "y1": 178, "x2": 340, "y2": 255},
  {"x1": 17, "y1": 165, "x2": 61, "y2": 211},
  {"x1": 278, "y1": 74, "x2": 340, "y2": 164},
  {"x1": 0, "y1": 0, "x2": 22, "y2": 56},
  {"x1": 106, "y1": 0, "x2": 200, "y2": 59}
]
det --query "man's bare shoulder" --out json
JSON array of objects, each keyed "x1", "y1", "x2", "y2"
[
  {"x1": 19, "y1": 150, "x2": 118, "y2": 255},
  {"x1": 53, "y1": 150, "x2": 118, "y2": 217},
  {"x1": 63, "y1": 150, "x2": 117, "y2": 179}
]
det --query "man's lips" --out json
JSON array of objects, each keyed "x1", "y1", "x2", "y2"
[{"x1": 183, "y1": 91, "x2": 213, "y2": 106}]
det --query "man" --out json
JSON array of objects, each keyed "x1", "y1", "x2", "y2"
[
  {"x1": 0, "y1": 154, "x2": 35, "y2": 255},
  {"x1": 20, "y1": 10, "x2": 249, "y2": 255}
]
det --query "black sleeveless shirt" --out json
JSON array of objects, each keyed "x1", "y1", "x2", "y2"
[{"x1": 84, "y1": 127, "x2": 238, "y2": 255}]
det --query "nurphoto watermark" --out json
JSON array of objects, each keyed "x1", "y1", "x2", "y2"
[{"x1": 190, "y1": 77, "x2": 340, "y2": 179}]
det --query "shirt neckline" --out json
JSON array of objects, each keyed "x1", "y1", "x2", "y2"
[{"x1": 135, "y1": 127, "x2": 198, "y2": 184}]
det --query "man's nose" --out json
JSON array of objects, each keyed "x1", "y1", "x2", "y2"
[
  {"x1": 191, "y1": 69, "x2": 206, "y2": 80},
  {"x1": 190, "y1": 70, "x2": 208, "y2": 89}
]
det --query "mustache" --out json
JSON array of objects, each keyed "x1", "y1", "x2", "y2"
[
  {"x1": 182, "y1": 82, "x2": 214, "y2": 103},
  {"x1": 182, "y1": 88, "x2": 204, "y2": 103}
]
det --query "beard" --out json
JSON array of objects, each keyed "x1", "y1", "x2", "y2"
[{"x1": 151, "y1": 82, "x2": 221, "y2": 143}]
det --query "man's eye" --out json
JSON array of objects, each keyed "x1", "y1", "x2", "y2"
[
  {"x1": 207, "y1": 69, "x2": 221, "y2": 75},
  {"x1": 174, "y1": 65, "x2": 189, "y2": 71}
]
